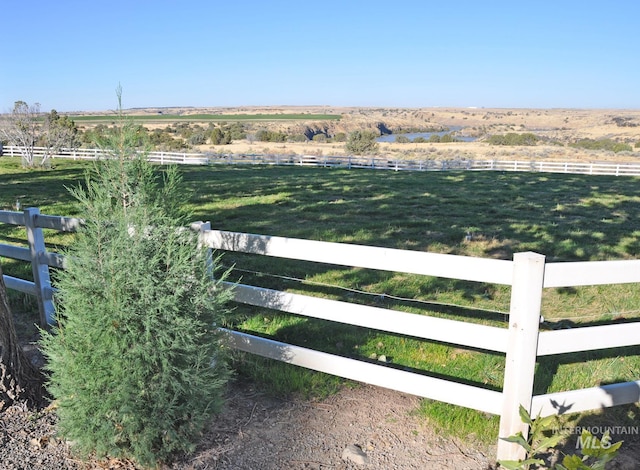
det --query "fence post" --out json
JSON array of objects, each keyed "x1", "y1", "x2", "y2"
[
  {"x1": 191, "y1": 221, "x2": 214, "y2": 279},
  {"x1": 24, "y1": 207, "x2": 56, "y2": 327},
  {"x1": 497, "y1": 251, "x2": 545, "y2": 462}
]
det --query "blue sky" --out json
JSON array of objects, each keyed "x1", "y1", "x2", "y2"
[{"x1": 2, "y1": 1, "x2": 639, "y2": 112}]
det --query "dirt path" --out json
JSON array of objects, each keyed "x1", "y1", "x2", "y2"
[
  {"x1": 3, "y1": 379, "x2": 639, "y2": 469},
  {"x1": 0, "y1": 380, "x2": 494, "y2": 469},
  {"x1": 174, "y1": 381, "x2": 494, "y2": 469}
]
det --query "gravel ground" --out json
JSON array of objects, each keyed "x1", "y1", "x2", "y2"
[
  {"x1": 1, "y1": 380, "x2": 638, "y2": 469},
  {"x1": 0, "y1": 381, "x2": 494, "y2": 470},
  {"x1": 176, "y1": 382, "x2": 494, "y2": 470}
]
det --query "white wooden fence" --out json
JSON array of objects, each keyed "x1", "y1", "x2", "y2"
[
  {"x1": 4, "y1": 145, "x2": 640, "y2": 176},
  {"x1": 1, "y1": 209, "x2": 639, "y2": 462},
  {"x1": 0, "y1": 208, "x2": 81, "y2": 325}
]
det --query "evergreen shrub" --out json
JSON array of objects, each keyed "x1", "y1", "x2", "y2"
[{"x1": 41, "y1": 104, "x2": 232, "y2": 467}]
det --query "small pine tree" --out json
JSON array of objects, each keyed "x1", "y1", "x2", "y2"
[{"x1": 41, "y1": 90, "x2": 232, "y2": 467}]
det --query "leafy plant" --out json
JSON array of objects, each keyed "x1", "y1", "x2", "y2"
[
  {"x1": 556, "y1": 430, "x2": 623, "y2": 470},
  {"x1": 498, "y1": 405, "x2": 622, "y2": 470}
]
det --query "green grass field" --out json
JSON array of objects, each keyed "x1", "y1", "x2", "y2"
[{"x1": 1, "y1": 156, "x2": 638, "y2": 444}]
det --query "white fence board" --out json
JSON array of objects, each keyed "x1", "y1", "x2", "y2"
[
  {"x1": 40, "y1": 251, "x2": 66, "y2": 269},
  {"x1": 544, "y1": 260, "x2": 640, "y2": 287},
  {"x1": 0, "y1": 210, "x2": 26, "y2": 225},
  {"x1": 35, "y1": 214, "x2": 84, "y2": 231},
  {"x1": 205, "y1": 230, "x2": 514, "y2": 285},
  {"x1": 532, "y1": 381, "x2": 640, "y2": 418},
  {"x1": 3, "y1": 275, "x2": 37, "y2": 295},
  {"x1": 0, "y1": 244, "x2": 30, "y2": 262},
  {"x1": 221, "y1": 328, "x2": 504, "y2": 414},
  {"x1": 228, "y1": 282, "x2": 509, "y2": 353},
  {"x1": 537, "y1": 322, "x2": 640, "y2": 356}
]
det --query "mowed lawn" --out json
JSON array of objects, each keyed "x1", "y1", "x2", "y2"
[{"x1": 1, "y1": 156, "x2": 639, "y2": 442}]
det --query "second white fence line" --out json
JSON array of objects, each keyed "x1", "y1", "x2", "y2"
[{"x1": 4, "y1": 145, "x2": 640, "y2": 176}]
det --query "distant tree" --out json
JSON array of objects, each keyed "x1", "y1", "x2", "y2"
[
  {"x1": 612, "y1": 142, "x2": 632, "y2": 153},
  {"x1": 81, "y1": 123, "x2": 107, "y2": 146},
  {"x1": 333, "y1": 132, "x2": 347, "y2": 142},
  {"x1": 395, "y1": 135, "x2": 410, "y2": 143},
  {"x1": 148, "y1": 128, "x2": 185, "y2": 151},
  {"x1": 224, "y1": 122, "x2": 246, "y2": 140},
  {"x1": 271, "y1": 131, "x2": 287, "y2": 143},
  {"x1": 487, "y1": 132, "x2": 539, "y2": 146},
  {"x1": 210, "y1": 127, "x2": 224, "y2": 145},
  {"x1": 210, "y1": 127, "x2": 232, "y2": 145},
  {"x1": 287, "y1": 134, "x2": 307, "y2": 143},
  {"x1": 428, "y1": 134, "x2": 441, "y2": 143},
  {"x1": 345, "y1": 130, "x2": 379, "y2": 155},
  {"x1": 220, "y1": 129, "x2": 232, "y2": 145},
  {"x1": 256, "y1": 129, "x2": 287, "y2": 143},
  {"x1": 0, "y1": 101, "x2": 42, "y2": 167},
  {"x1": 517, "y1": 133, "x2": 538, "y2": 146},
  {"x1": 413, "y1": 136, "x2": 427, "y2": 143},
  {"x1": 188, "y1": 132, "x2": 207, "y2": 146},
  {"x1": 255, "y1": 129, "x2": 269, "y2": 142},
  {"x1": 312, "y1": 134, "x2": 327, "y2": 143},
  {"x1": 40, "y1": 109, "x2": 80, "y2": 160}
]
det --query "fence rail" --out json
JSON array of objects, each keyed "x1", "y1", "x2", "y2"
[
  {"x1": 4, "y1": 145, "x2": 640, "y2": 176},
  {"x1": 1, "y1": 209, "x2": 639, "y2": 462}
]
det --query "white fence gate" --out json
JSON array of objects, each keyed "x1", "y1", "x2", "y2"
[{"x1": 1, "y1": 208, "x2": 639, "y2": 462}]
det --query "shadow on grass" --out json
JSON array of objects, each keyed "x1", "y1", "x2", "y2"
[{"x1": 180, "y1": 166, "x2": 640, "y2": 262}]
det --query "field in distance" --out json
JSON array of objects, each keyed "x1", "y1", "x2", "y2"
[
  {"x1": 67, "y1": 106, "x2": 640, "y2": 163},
  {"x1": 69, "y1": 111, "x2": 342, "y2": 123},
  {"x1": 68, "y1": 105, "x2": 640, "y2": 138}
]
